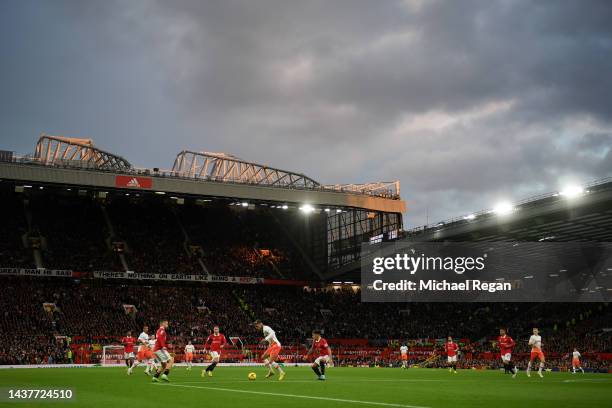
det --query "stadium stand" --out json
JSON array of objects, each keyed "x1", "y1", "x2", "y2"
[
  {"x1": 0, "y1": 277, "x2": 609, "y2": 370},
  {"x1": 0, "y1": 187, "x2": 35, "y2": 268},
  {"x1": 0, "y1": 184, "x2": 303, "y2": 278}
]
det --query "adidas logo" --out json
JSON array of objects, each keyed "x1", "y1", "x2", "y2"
[{"x1": 126, "y1": 178, "x2": 140, "y2": 188}]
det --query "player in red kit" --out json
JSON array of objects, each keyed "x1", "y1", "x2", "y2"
[
  {"x1": 497, "y1": 328, "x2": 518, "y2": 378},
  {"x1": 121, "y1": 331, "x2": 136, "y2": 373},
  {"x1": 445, "y1": 336, "x2": 459, "y2": 374},
  {"x1": 151, "y1": 320, "x2": 174, "y2": 383},
  {"x1": 305, "y1": 330, "x2": 333, "y2": 380},
  {"x1": 202, "y1": 325, "x2": 227, "y2": 378}
]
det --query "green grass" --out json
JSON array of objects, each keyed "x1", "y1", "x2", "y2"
[{"x1": 1, "y1": 366, "x2": 611, "y2": 408}]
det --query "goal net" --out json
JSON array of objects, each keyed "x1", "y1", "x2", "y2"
[{"x1": 101, "y1": 345, "x2": 125, "y2": 366}]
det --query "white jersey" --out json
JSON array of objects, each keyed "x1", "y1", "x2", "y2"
[
  {"x1": 137, "y1": 332, "x2": 149, "y2": 351},
  {"x1": 400, "y1": 346, "x2": 408, "y2": 355},
  {"x1": 148, "y1": 338, "x2": 156, "y2": 349},
  {"x1": 185, "y1": 344, "x2": 195, "y2": 353},
  {"x1": 262, "y1": 325, "x2": 281, "y2": 347},
  {"x1": 529, "y1": 335, "x2": 542, "y2": 350},
  {"x1": 572, "y1": 351, "x2": 581, "y2": 359}
]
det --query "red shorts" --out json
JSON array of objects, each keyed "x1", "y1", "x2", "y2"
[
  {"x1": 185, "y1": 352, "x2": 193, "y2": 362},
  {"x1": 401, "y1": 354, "x2": 408, "y2": 361},
  {"x1": 530, "y1": 349, "x2": 545, "y2": 361},
  {"x1": 264, "y1": 344, "x2": 282, "y2": 359},
  {"x1": 572, "y1": 358, "x2": 580, "y2": 367}
]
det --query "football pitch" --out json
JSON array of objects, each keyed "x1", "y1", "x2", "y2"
[{"x1": 1, "y1": 367, "x2": 611, "y2": 408}]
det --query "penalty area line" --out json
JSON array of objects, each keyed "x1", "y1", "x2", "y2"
[{"x1": 154, "y1": 383, "x2": 431, "y2": 408}]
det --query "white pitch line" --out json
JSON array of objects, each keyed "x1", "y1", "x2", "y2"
[
  {"x1": 177, "y1": 379, "x2": 444, "y2": 384},
  {"x1": 154, "y1": 383, "x2": 431, "y2": 408}
]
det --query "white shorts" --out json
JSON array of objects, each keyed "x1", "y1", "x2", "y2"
[
  {"x1": 447, "y1": 355, "x2": 457, "y2": 363},
  {"x1": 124, "y1": 352, "x2": 135, "y2": 359},
  {"x1": 314, "y1": 355, "x2": 331, "y2": 365},
  {"x1": 210, "y1": 351, "x2": 220, "y2": 360},
  {"x1": 154, "y1": 349, "x2": 172, "y2": 363},
  {"x1": 501, "y1": 353, "x2": 511, "y2": 363}
]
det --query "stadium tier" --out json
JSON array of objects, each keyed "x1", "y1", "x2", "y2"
[{"x1": 0, "y1": 135, "x2": 405, "y2": 279}]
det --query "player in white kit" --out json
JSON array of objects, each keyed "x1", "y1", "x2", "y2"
[
  {"x1": 571, "y1": 348, "x2": 585, "y2": 374},
  {"x1": 129, "y1": 325, "x2": 152, "y2": 375},
  {"x1": 527, "y1": 328, "x2": 545, "y2": 378},
  {"x1": 400, "y1": 345, "x2": 409, "y2": 369},
  {"x1": 184, "y1": 341, "x2": 195, "y2": 371},
  {"x1": 254, "y1": 320, "x2": 285, "y2": 381}
]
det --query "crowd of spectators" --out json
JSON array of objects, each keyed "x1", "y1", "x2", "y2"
[
  {"x1": 30, "y1": 193, "x2": 120, "y2": 271},
  {"x1": 0, "y1": 276, "x2": 609, "y2": 370},
  {"x1": 0, "y1": 187, "x2": 299, "y2": 278},
  {"x1": 0, "y1": 187, "x2": 35, "y2": 268},
  {"x1": 107, "y1": 197, "x2": 201, "y2": 275},
  {"x1": 178, "y1": 204, "x2": 292, "y2": 278}
]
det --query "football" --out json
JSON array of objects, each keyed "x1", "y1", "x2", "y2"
[{"x1": 248, "y1": 372, "x2": 257, "y2": 381}]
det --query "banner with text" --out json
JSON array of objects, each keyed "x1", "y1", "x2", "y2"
[
  {"x1": 93, "y1": 271, "x2": 264, "y2": 284},
  {"x1": 0, "y1": 268, "x2": 73, "y2": 277}
]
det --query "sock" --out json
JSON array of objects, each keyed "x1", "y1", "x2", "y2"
[
  {"x1": 527, "y1": 361, "x2": 532, "y2": 372},
  {"x1": 312, "y1": 365, "x2": 322, "y2": 376},
  {"x1": 154, "y1": 371, "x2": 161, "y2": 378},
  {"x1": 206, "y1": 362, "x2": 218, "y2": 372},
  {"x1": 538, "y1": 362, "x2": 544, "y2": 372},
  {"x1": 164, "y1": 369, "x2": 170, "y2": 376},
  {"x1": 272, "y1": 362, "x2": 284, "y2": 374},
  {"x1": 320, "y1": 362, "x2": 326, "y2": 375}
]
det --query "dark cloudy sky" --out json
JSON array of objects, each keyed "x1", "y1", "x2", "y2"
[{"x1": 1, "y1": 0, "x2": 611, "y2": 227}]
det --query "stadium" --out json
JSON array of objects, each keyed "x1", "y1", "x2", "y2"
[
  {"x1": 2, "y1": 2, "x2": 612, "y2": 407},
  {"x1": 0, "y1": 135, "x2": 610, "y2": 408}
]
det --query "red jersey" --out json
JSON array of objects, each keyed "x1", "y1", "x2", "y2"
[
  {"x1": 205, "y1": 333, "x2": 227, "y2": 352},
  {"x1": 121, "y1": 336, "x2": 135, "y2": 353},
  {"x1": 154, "y1": 326, "x2": 167, "y2": 351},
  {"x1": 312, "y1": 338, "x2": 330, "y2": 356},
  {"x1": 445, "y1": 341, "x2": 459, "y2": 357},
  {"x1": 497, "y1": 335, "x2": 515, "y2": 354}
]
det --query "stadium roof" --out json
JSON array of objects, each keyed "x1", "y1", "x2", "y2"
[
  {"x1": 325, "y1": 177, "x2": 612, "y2": 282},
  {"x1": 0, "y1": 134, "x2": 406, "y2": 214},
  {"x1": 405, "y1": 177, "x2": 612, "y2": 242}
]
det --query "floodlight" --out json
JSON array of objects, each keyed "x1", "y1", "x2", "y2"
[
  {"x1": 559, "y1": 185, "x2": 584, "y2": 198},
  {"x1": 492, "y1": 202, "x2": 513, "y2": 215},
  {"x1": 299, "y1": 204, "x2": 315, "y2": 214}
]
